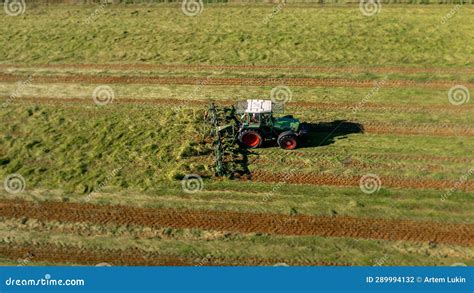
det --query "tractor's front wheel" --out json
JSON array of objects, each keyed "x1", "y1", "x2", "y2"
[
  {"x1": 239, "y1": 130, "x2": 262, "y2": 148},
  {"x1": 277, "y1": 132, "x2": 298, "y2": 150}
]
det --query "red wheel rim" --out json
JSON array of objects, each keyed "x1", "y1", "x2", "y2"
[
  {"x1": 282, "y1": 137, "x2": 297, "y2": 150},
  {"x1": 242, "y1": 132, "x2": 260, "y2": 147}
]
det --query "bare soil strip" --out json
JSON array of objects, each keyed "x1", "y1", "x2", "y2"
[
  {"x1": 0, "y1": 73, "x2": 466, "y2": 89},
  {"x1": 251, "y1": 170, "x2": 474, "y2": 192},
  {"x1": 0, "y1": 199, "x2": 472, "y2": 246},
  {"x1": 2, "y1": 63, "x2": 473, "y2": 74},
  {"x1": 0, "y1": 242, "x2": 342, "y2": 266}
]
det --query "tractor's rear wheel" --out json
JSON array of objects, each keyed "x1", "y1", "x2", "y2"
[
  {"x1": 278, "y1": 132, "x2": 298, "y2": 150},
  {"x1": 239, "y1": 130, "x2": 262, "y2": 148}
]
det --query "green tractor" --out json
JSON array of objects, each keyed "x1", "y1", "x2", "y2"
[{"x1": 235, "y1": 100, "x2": 308, "y2": 150}]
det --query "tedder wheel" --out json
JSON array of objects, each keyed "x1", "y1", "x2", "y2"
[
  {"x1": 277, "y1": 132, "x2": 298, "y2": 150},
  {"x1": 239, "y1": 130, "x2": 262, "y2": 148}
]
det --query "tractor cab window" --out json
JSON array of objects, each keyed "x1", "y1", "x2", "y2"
[
  {"x1": 240, "y1": 114, "x2": 250, "y2": 124},
  {"x1": 261, "y1": 113, "x2": 272, "y2": 126},
  {"x1": 241, "y1": 113, "x2": 259, "y2": 125},
  {"x1": 250, "y1": 113, "x2": 259, "y2": 124},
  {"x1": 241, "y1": 113, "x2": 263, "y2": 126}
]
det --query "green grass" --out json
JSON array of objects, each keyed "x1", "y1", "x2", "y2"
[
  {"x1": 0, "y1": 258, "x2": 72, "y2": 266},
  {"x1": 2, "y1": 83, "x2": 473, "y2": 126},
  {"x1": 0, "y1": 4, "x2": 473, "y2": 266},
  {"x1": 254, "y1": 134, "x2": 473, "y2": 178},
  {"x1": 2, "y1": 82, "x2": 465, "y2": 106},
  {"x1": 0, "y1": 103, "x2": 212, "y2": 193},
  {"x1": 1, "y1": 102, "x2": 472, "y2": 194},
  {"x1": 2, "y1": 65, "x2": 474, "y2": 82},
  {"x1": 1, "y1": 6, "x2": 473, "y2": 67}
]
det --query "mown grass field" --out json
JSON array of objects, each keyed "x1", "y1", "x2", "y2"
[
  {"x1": 0, "y1": 4, "x2": 473, "y2": 266},
  {"x1": 1, "y1": 5, "x2": 473, "y2": 67}
]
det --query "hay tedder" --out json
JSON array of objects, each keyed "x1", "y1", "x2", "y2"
[{"x1": 206, "y1": 99, "x2": 308, "y2": 176}]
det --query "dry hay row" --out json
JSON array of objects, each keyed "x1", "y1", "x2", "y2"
[
  {"x1": 0, "y1": 216, "x2": 221, "y2": 241},
  {"x1": 0, "y1": 242, "x2": 343, "y2": 266},
  {"x1": 12, "y1": 96, "x2": 210, "y2": 108},
  {"x1": 361, "y1": 122, "x2": 474, "y2": 137},
  {"x1": 290, "y1": 101, "x2": 474, "y2": 113},
  {"x1": 0, "y1": 73, "x2": 467, "y2": 89},
  {"x1": 172, "y1": 152, "x2": 459, "y2": 177},
  {"x1": 261, "y1": 150, "x2": 474, "y2": 164},
  {"x1": 8, "y1": 97, "x2": 473, "y2": 137},
  {"x1": 2, "y1": 63, "x2": 473, "y2": 74},
  {"x1": 306, "y1": 120, "x2": 474, "y2": 136},
  {"x1": 250, "y1": 156, "x2": 456, "y2": 174},
  {"x1": 11, "y1": 96, "x2": 474, "y2": 114},
  {"x1": 0, "y1": 199, "x2": 472, "y2": 246},
  {"x1": 13, "y1": 96, "x2": 474, "y2": 113},
  {"x1": 251, "y1": 170, "x2": 474, "y2": 192},
  {"x1": 307, "y1": 120, "x2": 473, "y2": 137}
]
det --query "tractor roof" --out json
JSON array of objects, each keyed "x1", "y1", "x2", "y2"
[
  {"x1": 245, "y1": 99, "x2": 272, "y2": 113},
  {"x1": 236, "y1": 99, "x2": 284, "y2": 114}
]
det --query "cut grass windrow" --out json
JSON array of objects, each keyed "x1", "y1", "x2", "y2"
[
  {"x1": 0, "y1": 199, "x2": 472, "y2": 246},
  {"x1": 248, "y1": 156, "x2": 462, "y2": 174},
  {"x1": 0, "y1": 242, "x2": 346, "y2": 266},
  {"x1": 8, "y1": 97, "x2": 473, "y2": 137},
  {"x1": 256, "y1": 150, "x2": 474, "y2": 164},
  {"x1": 10, "y1": 96, "x2": 474, "y2": 114},
  {"x1": 2, "y1": 63, "x2": 473, "y2": 75},
  {"x1": 0, "y1": 73, "x2": 469, "y2": 89},
  {"x1": 251, "y1": 170, "x2": 474, "y2": 192}
]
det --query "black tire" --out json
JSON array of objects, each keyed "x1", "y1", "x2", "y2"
[
  {"x1": 277, "y1": 131, "x2": 298, "y2": 150},
  {"x1": 238, "y1": 130, "x2": 263, "y2": 148}
]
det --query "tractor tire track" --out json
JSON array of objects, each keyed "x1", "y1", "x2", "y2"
[
  {"x1": 0, "y1": 73, "x2": 467, "y2": 89},
  {"x1": 0, "y1": 199, "x2": 472, "y2": 246},
  {"x1": 0, "y1": 242, "x2": 342, "y2": 266},
  {"x1": 2, "y1": 63, "x2": 473, "y2": 74},
  {"x1": 251, "y1": 170, "x2": 474, "y2": 192}
]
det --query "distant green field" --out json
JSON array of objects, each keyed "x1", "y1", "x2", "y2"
[{"x1": 1, "y1": 5, "x2": 473, "y2": 67}]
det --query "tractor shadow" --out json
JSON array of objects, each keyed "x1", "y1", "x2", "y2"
[
  {"x1": 257, "y1": 120, "x2": 364, "y2": 149},
  {"x1": 300, "y1": 120, "x2": 364, "y2": 148},
  {"x1": 229, "y1": 146, "x2": 252, "y2": 179},
  {"x1": 228, "y1": 120, "x2": 364, "y2": 177}
]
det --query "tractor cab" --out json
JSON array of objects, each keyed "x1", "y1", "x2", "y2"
[
  {"x1": 235, "y1": 99, "x2": 308, "y2": 150},
  {"x1": 239, "y1": 100, "x2": 273, "y2": 128}
]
